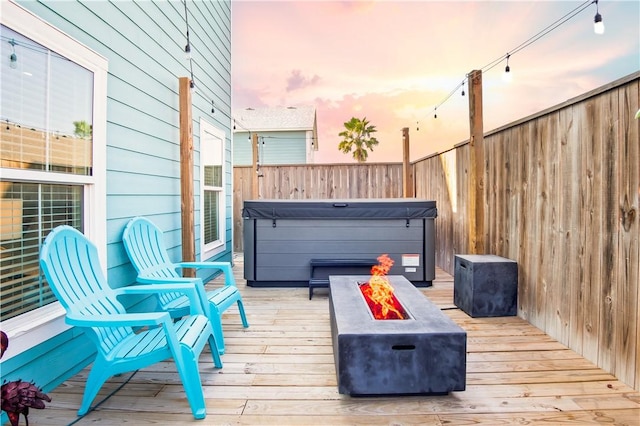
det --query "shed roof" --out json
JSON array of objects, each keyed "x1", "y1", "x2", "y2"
[{"x1": 234, "y1": 105, "x2": 316, "y2": 132}]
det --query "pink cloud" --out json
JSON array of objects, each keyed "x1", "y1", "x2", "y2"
[{"x1": 286, "y1": 70, "x2": 321, "y2": 92}]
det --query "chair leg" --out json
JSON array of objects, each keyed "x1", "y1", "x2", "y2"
[
  {"x1": 208, "y1": 335, "x2": 223, "y2": 368},
  {"x1": 78, "y1": 358, "x2": 111, "y2": 416},
  {"x1": 208, "y1": 304, "x2": 226, "y2": 355},
  {"x1": 176, "y1": 346, "x2": 207, "y2": 420},
  {"x1": 237, "y1": 299, "x2": 249, "y2": 328}
]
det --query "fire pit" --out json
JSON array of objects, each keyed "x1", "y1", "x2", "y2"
[{"x1": 329, "y1": 274, "x2": 467, "y2": 395}]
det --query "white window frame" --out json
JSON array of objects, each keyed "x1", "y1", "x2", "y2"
[
  {"x1": 0, "y1": 1, "x2": 107, "y2": 361},
  {"x1": 199, "y1": 119, "x2": 226, "y2": 259}
]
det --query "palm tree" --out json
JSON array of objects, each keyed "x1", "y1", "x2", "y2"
[
  {"x1": 73, "y1": 120, "x2": 92, "y2": 139},
  {"x1": 338, "y1": 117, "x2": 379, "y2": 163}
]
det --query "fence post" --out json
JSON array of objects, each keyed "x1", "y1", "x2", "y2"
[
  {"x1": 468, "y1": 69, "x2": 485, "y2": 254},
  {"x1": 252, "y1": 132, "x2": 259, "y2": 199},
  {"x1": 402, "y1": 127, "x2": 413, "y2": 197}
]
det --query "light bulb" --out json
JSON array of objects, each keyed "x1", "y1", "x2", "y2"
[
  {"x1": 594, "y1": 13, "x2": 604, "y2": 34},
  {"x1": 184, "y1": 43, "x2": 192, "y2": 60},
  {"x1": 9, "y1": 53, "x2": 17, "y2": 69},
  {"x1": 503, "y1": 65, "x2": 512, "y2": 83}
]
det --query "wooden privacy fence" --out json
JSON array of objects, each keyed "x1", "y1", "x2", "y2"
[
  {"x1": 232, "y1": 163, "x2": 404, "y2": 251},
  {"x1": 232, "y1": 72, "x2": 639, "y2": 390}
]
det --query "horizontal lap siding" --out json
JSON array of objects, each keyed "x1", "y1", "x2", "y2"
[{"x1": 10, "y1": 0, "x2": 232, "y2": 398}]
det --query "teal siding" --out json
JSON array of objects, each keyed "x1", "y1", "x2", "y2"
[
  {"x1": 5, "y1": 0, "x2": 233, "y2": 407},
  {"x1": 0, "y1": 328, "x2": 94, "y2": 394},
  {"x1": 233, "y1": 130, "x2": 308, "y2": 165}
]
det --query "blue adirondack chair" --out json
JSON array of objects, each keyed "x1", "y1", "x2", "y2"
[
  {"x1": 122, "y1": 217, "x2": 249, "y2": 355},
  {"x1": 39, "y1": 226, "x2": 222, "y2": 420}
]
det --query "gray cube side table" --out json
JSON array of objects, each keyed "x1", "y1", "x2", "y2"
[{"x1": 454, "y1": 254, "x2": 518, "y2": 317}]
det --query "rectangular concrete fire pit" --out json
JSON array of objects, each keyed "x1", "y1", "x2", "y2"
[{"x1": 329, "y1": 275, "x2": 467, "y2": 395}]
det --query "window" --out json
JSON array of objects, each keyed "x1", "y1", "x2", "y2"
[
  {"x1": 0, "y1": 2, "x2": 107, "y2": 353},
  {"x1": 200, "y1": 120, "x2": 226, "y2": 258}
]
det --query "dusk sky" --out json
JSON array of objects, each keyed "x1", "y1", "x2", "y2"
[{"x1": 231, "y1": 1, "x2": 640, "y2": 163}]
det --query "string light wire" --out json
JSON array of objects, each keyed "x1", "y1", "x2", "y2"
[
  {"x1": 417, "y1": 0, "x2": 598, "y2": 128},
  {"x1": 183, "y1": 0, "x2": 195, "y2": 88},
  {"x1": 181, "y1": 0, "x2": 255, "y2": 136}
]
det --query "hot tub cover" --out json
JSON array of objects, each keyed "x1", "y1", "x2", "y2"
[{"x1": 242, "y1": 199, "x2": 437, "y2": 220}]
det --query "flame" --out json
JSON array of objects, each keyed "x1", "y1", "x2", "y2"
[{"x1": 359, "y1": 254, "x2": 407, "y2": 320}]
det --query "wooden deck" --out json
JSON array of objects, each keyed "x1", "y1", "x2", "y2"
[{"x1": 31, "y1": 258, "x2": 640, "y2": 425}]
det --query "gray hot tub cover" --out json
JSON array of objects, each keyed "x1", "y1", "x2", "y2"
[{"x1": 242, "y1": 199, "x2": 437, "y2": 220}]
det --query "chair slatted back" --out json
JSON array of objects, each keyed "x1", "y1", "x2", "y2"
[
  {"x1": 122, "y1": 217, "x2": 183, "y2": 306},
  {"x1": 40, "y1": 226, "x2": 133, "y2": 354}
]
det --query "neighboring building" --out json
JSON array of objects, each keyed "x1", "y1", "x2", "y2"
[
  {"x1": 0, "y1": 0, "x2": 233, "y2": 415},
  {"x1": 233, "y1": 105, "x2": 318, "y2": 165}
]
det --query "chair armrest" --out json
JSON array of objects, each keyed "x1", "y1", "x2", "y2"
[
  {"x1": 136, "y1": 276, "x2": 201, "y2": 286},
  {"x1": 177, "y1": 261, "x2": 230, "y2": 269},
  {"x1": 116, "y1": 282, "x2": 206, "y2": 316},
  {"x1": 175, "y1": 262, "x2": 236, "y2": 286},
  {"x1": 65, "y1": 311, "x2": 171, "y2": 328}
]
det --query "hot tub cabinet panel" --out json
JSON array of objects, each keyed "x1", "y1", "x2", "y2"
[
  {"x1": 243, "y1": 199, "x2": 437, "y2": 287},
  {"x1": 329, "y1": 275, "x2": 467, "y2": 395}
]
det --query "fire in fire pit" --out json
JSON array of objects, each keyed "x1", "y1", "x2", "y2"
[{"x1": 359, "y1": 254, "x2": 408, "y2": 320}]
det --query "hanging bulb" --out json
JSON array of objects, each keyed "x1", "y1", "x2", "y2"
[
  {"x1": 416, "y1": 121, "x2": 419, "y2": 131},
  {"x1": 190, "y1": 79, "x2": 195, "y2": 89},
  {"x1": 594, "y1": 14, "x2": 604, "y2": 34},
  {"x1": 434, "y1": 108, "x2": 437, "y2": 119},
  {"x1": 233, "y1": 120, "x2": 237, "y2": 130},
  {"x1": 211, "y1": 100, "x2": 215, "y2": 114},
  {"x1": 593, "y1": 0, "x2": 604, "y2": 34},
  {"x1": 461, "y1": 81, "x2": 465, "y2": 96},
  {"x1": 503, "y1": 54, "x2": 512, "y2": 83},
  {"x1": 593, "y1": 12, "x2": 604, "y2": 34},
  {"x1": 8, "y1": 39, "x2": 17, "y2": 69},
  {"x1": 503, "y1": 64, "x2": 512, "y2": 82},
  {"x1": 184, "y1": 42, "x2": 192, "y2": 60}
]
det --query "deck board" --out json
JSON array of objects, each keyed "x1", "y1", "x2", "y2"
[{"x1": 30, "y1": 257, "x2": 640, "y2": 425}]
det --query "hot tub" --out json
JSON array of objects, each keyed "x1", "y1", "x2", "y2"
[{"x1": 242, "y1": 199, "x2": 437, "y2": 287}]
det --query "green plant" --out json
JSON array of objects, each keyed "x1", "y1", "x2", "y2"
[{"x1": 338, "y1": 117, "x2": 379, "y2": 163}]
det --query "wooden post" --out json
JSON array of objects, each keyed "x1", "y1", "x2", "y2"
[
  {"x1": 251, "y1": 133, "x2": 259, "y2": 199},
  {"x1": 402, "y1": 127, "x2": 413, "y2": 197},
  {"x1": 467, "y1": 69, "x2": 485, "y2": 254},
  {"x1": 179, "y1": 77, "x2": 195, "y2": 276}
]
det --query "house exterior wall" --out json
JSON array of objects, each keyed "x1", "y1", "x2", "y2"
[
  {"x1": 233, "y1": 130, "x2": 308, "y2": 165},
  {"x1": 1, "y1": 0, "x2": 233, "y2": 410}
]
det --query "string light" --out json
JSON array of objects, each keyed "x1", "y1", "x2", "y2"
[
  {"x1": 8, "y1": 39, "x2": 17, "y2": 69},
  {"x1": 180, "y1": 1, "x2": 249, "y2": 126},
  {"x1": 593, "y1": 0, "x2": 604, "y2": 34},
  {"x1": 183, "y1": 0, "x2": 195, "y2": 90},
  {"x1": 503, "y1": 54, "x2": 512, "y2": 83},
  {"x1": 461, "y1": 81, "x2": 465, "y2": 96},
  {"x1": 183, "y1": 0, "x2": 192, "y2": 60},
  {"x1": 415, "y1": 0, "x2": 597, "y2": 126}
]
